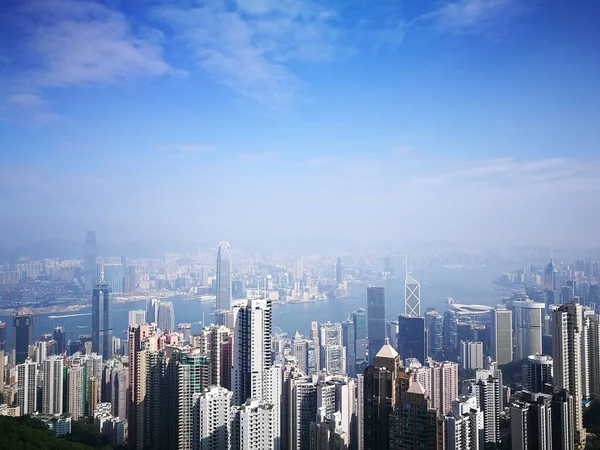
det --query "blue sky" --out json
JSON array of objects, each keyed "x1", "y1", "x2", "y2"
[{"x1": 1, "y1": 0, "x2": 599, "y2": 251}]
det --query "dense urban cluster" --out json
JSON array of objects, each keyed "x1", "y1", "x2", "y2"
[{"x1": 0, "y1": 236, "x2": 599, "y2": 450}]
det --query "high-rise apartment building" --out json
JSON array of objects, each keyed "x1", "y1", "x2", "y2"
[
  {"x1": 444, "y1": 395, "x2": 484, "y2": 450},
  {"x1": 367, "y1": 287, "x2": 385, "y2": 365},
  {"x1": 157, "y1": 301, "x2": 175, "y2": 332},
  {"x1": 490, "y1": 307, "x2": 512, "y2": 365},
  {"x1": 522, "y1": 354, "x2": 553, "y2": 393},
  {"x1": 192, "y1": 386, "x2": 232, "y2": 450},
  {"x1": 128, "y1": 309, "x2": 146, "y2": 326},
  {"x1": 411, "y1": 360, "x2": 459, "y2": 416},
  {"x1": 553, "y1": 302, "x2": 586, "y2": 448},
  {"x1": 13, "y1": 307, "x2": 34, "y2": 364},
  {"x1": 291, "y1": 376, "x2": 319, "y2": 450},
  {"x1": 510, "y1": 391, "x2": 553, "y2": 450},
  {"x1": 468, "y1": 370, "x2": 501, "y2": 444},
  {"x1": 397, "y1": 314, "x2": 426, "y2": 363},
  {"x1": 84, "y1": 230, "x2": 97, "y2": 295},
  {"x1": 513, "y1": 300, "x2": 544, "y2": 360},
  {"x1": 310, "y1": 321, "x2": 321, "y2": 373},
  {"x1": 66, "y1": 364, "x2": 86, "y2": 420},
  {"x1": 92, "y1": 281, "x2": 113, "y2": 360},
  {"x1": 192, "y1": 325, "x2": 231, "y2": 387},
  {"x1": 232, "y1": 298, "x2": 272, "y2": 406},
  {"x1": 42, "y1": 355, "x2": 64, "y2": 414},
  {"x1": 17, "y1": 358, "x2": 38, "y2": 415},
  {"x1": 233, "y1": 399, "x2": 276, "y2": 450},
  {"x1": 216, "y1": 242, "x2": 233, "y2": 311},
  {"x1": 460, "y1": 341, "x2": 484, "y2": 370}
]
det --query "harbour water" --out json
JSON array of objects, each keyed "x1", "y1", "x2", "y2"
[{"x1": 0, "y1": 266, "x2": 508, "y2": 345}]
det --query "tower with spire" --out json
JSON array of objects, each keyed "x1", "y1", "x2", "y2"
[{"x1": 405, "y1": 256, "x2": 421, "y2": 317}]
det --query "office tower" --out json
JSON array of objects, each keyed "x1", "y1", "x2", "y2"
[
  {"x1": 66, "y1": 364, "x2": 85, "y2": 420},
  {"x1": 84, "y1": 230, "x2": 97, "y2": 295},
  {"x1": 342, "y1": 318, "x2": 355, "y2": 377},
  {"x1": 193, "y1": 324, "x2": 231, "y2": 387},
  {"x1": 124, "y1": 265, "x2": 138, "y2": 293},
  {"x1": 146, "y1": 298, "x2": 159, "y2": 323},
  {"x1": 322, "y1": 345, "x2": 346, "y2": 375},
  {"x1": 510, "y1": 391, "x2": 553, "y2": 450},
  {"x1": 291, "y1": 375, "x2": 318, "y2": 450},
  {"x1": 13, "y1": 307, "x2": 34, "y2": 364},
  {"x1": 363, "y1": 340, "x2": 410, "y2": 450},
  {"x1": 468, "y1": 370, "x2": 501, "y2": 444},
  {"x1": 460, "y1": 341, "x2": 484, "y2": 370},
  {"x1": 561, "y1": 285, "x2": 574, "y2": 304},
  {"x1": 397, "y1": 314, "x2": 426, "y2": 363},
  {"x1": 425, "y1": 310, "x2": 443, "y2": 361},
  {"x1": 335, "y1": 257, "x2": 344, "y2": 284},
  {"x1": 92, "y1": 281, "x2": 112, "y2": 360},
  {"x1": 405, "y1": 259, "x2": 420, "y2": 317},
  {"x1": 411, "y1": 360, "x2": 459, "y2": 416},
  {"x1": 513, "y1": 300, "x2": 544, "y2": 360},
  {"x1": 216, "y1": 241, "x2": 233, "y2": 311},
  {"x1": 553, "y1": 302, "x2": 586, "y2": 447},
  {"x1": 522, "y1": 354, "x2": 553, "y2": 393},
  {"x1": 42, "y1": 355, "x2": 64, "y2": 414},
  {"x1": 0, "y1": 320, "x2": 6, "y2": 351},
  {"x1": 357, "y1": 374, "x2": 364, "y2": 450},
  {"x1": 444, "y1": 395, "x2": 484, "y2": 450},
  {"x1": 388, "y1": 381, "x2": 444, "y2": 450},
  {"x1": 233, "y1": 399, "x2": 276, "y2": 450},
  {"x1": 291, "y1": 332, "x2": 308, "y2": 375},
  {"x1": 53, "y1": 326, "x2": 66, "y2": 355},
  {"x1": 490, "y1": 307, "x2": 512, "y2": 365},
  {"x1": 552, "y1": 389, "x2": 575, "y2": 450},
  {"x1": 103, "y1": 264, "x2": 124, "y2": 294},
  {"x1": 544, "y1": 259, "x2": 558, "y2": 292},
  {"x1": 17, "y1": 358, "x2": 38, "y2": 415},
  {"x1": 310, "y1": 321, "x2": 321, "y2": 373},
  {"x1": 157, "y1": 301, "x2": 175, "y2": 332},
  {"x1": 353, "y1": 309, "x2": 368, "y2": 363},
  {"x1": 192, "y1": 386, "x2": 232, "y2": 450},
  {"x1": 128, "y1": 309, "x2": 146, "y2": 326},
  {"x1": 87, "y1": 376, "x2": 99, "y2": 415},
  {"x1": 232, "y1": 298, "x2": 272, "y2": 405},
  {"x1": 35, "y1": 340, "x2": 48, "y2": 368},
  {"x1": 367, "y1": 287, "x2": 385, "y2": 365},
  {"x1": 443, "y1": 310, "x2": 459, "y2": 361}
]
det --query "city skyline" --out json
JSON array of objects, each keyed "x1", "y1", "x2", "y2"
[{"x1": 1, "y1": 1, "x2": 600, "y2": 249}]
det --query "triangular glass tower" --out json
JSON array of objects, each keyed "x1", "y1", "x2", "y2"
[{"x1": 404, "y1": 256, "x2": 420, "y2": 317}]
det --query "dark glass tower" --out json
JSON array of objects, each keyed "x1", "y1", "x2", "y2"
[
  {"x1": 336, "y1": 257, "x2": 344, "y2": 284},
  {"x1": 53, "y1": 326, "x2": 66, "y2": 354},
  {"x1": 92, "y1": 281, "x2": 113, "y2": 360},
  {"x1": 13, "y1": 307, "x2": 34, "y2": 364},
  {"x1": 0, "y1": 320, "x2": 6, "y2": 351},
  {"x1": 397, "y1": 315, "x2": 427, "y2": 363},
  {"x1": 342, "y1": 317, "x2": 355, "y2": 377},
  {"x1": 367, "y1": 286, "x2": 385, "y2": 365}
]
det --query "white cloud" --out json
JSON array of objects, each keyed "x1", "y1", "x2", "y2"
[
  {"x1": 154, "y1": 0, "x2": 339, "y2": 100},
  {"x1": 421, "y1": 0, "x2": 518, "y2": 33}
]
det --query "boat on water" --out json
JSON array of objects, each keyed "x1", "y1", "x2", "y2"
[{"x1": 48, "y1": 313, "x2": 92, "y2": 319}]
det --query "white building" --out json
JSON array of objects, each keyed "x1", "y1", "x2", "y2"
[
  {"x1": 445, "y1": 395, "x2": 484, "y2": 450},
  {"x1": 322, "y1": 345, "x2": 346, "y2": 375},
  {"x1": 491, "y1": 307, "x2": 513, "y2": 365},
  {"x1": 234, "y1": 399, "x2": 276, "y2": 450},
  {"x1": 468, "y1": 370, "x2": 501, "y2": 444},
  {"x1": 42, "y1": 355, "x2": 64, "y2": 414},
  {"x1": 17, "y1": 358, "x2": 38, "y2": 415},
  {"x1": 513, "y1": 300, "x2": 544, "y2": 360},
  {"x1": 461, "y1": 341, "x2": 484, "y2": 370},
  {"x1": 128, "y1": 309, "x2": 146, "y2": 326},
  {"x1": 192, "y1": 386, "x2": 232, "y2": 450}
]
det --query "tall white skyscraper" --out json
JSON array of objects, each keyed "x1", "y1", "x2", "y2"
[
  {"x1": 192, "y1": 386, "x2": 232, "y2": 450},
  {"x1": 232, "y1": 298, "x2": 272, "y2": 405},
  {"x1": 490, "y1": 307, "x2": 513, "y2": 365},
  {"x1": 469, "y1": 370, "x2": 501, "y2": 444},
  {"x1": 513, "y1": 300, "x2": 544, "y2": 360},
  {"x1": 128, "y1": 309, "x2": 146, "y2": 326},
  {"x1": 445, "y1": 394, "x2": 484, "y2": 450},
  {"x1": 461, "y1": 341, "x2": 484, "y2": 370},
  {"x1": 233, "y1": 399, "x2": 276, "y2": 450},
  {"x1": 404, "y1": 257, "x2": 420, "y2": 317},
  {"x1": 216, "y1": 242, "x2": 233, "y2": 311},
  {"x1": 17, "y1": 358, "x2": 38, "y2": 415},
  {"x1": 42, "y1": 355, "x2": 64, "y2": 414},
  {"x1": 84, "y1": 231, "x2": 97, "y2": 295},
  {"x1": 553, "y1": 302, "x2": 586, "y2": 448}
]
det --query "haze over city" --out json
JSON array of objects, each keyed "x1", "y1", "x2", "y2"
[{"x1": 1, "y1": 0, "x2": 600, "y2": 252}]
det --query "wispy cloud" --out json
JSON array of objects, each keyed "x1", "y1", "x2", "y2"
[
  {"x1": 154, "y1": 0, "x2": 340, "y2": 101},
  {"x1": 156, "y1": 144, "x2": 213, "y2": 155},
  {"x1": 7, "y1": 94, "x2": 43, "y2": 108},
  {"x1": 239, "y1": 152, "x2": 274, "y2": 162}
]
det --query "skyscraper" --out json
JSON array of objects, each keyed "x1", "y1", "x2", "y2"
[
  {"x1": 17, "y1": 358, "x2": 38, "y2": 415},
  {"x1": 157, "y1": 301, "x2": 175, "y2": 332},
  {"x1": 193, "y1": 386, "x2": 232, "y2": 450},
  {"x1": 425, "y1": 310, "x2": 443, "y2": 361},
  {"x1": 405, "y1": 258, "x2": 421, "y2": 317},
  {"x1": 216, "y1": 241, "x2": 233, "y2": 311},
  {"x1": 444, "y1": 395, "x2": 484, "y2": 450},
  {"x1": 342, "y1": 318, "x2": 355, "y2": 377},
  {"x1": 53, "y1": 326, "x2": 66, "y2": 355},
  {"x1": 367, "y1": 287, "x2": 385, "y2": 365},
  {"x1": 353, "y1": 309, "x2": 368, "y2": 363},
  {"x1": 13, "y1": 307, "x2": 34, "y2": 364},
  {"x1": 468, "y1": 370, "x2": 501, "y2": 444},
  {"x1": 92, "y1": 280, "x2": 113, "y2": 360},
  {"x1": 66, "y1": 364, "x2": 86, "y2": 420},
  {"x1": 460, "y1": 341, "x2": 484, "y2": 370},
  {"x1": 42, "y1": 355, "x2": 64, "y2": 414},
  {"x1": 233, "y1": 399, "x2": 276, "y2": 450},
  {"x1": 128, "y1": 309, "x2": 146, "y2": 326},
  {"x1": 335, "y1": 257, "x2": 344, "y2": 284},
  {"x1": 510, "y1": 391, "x2": 553, "y2": 450},
  {"x1": 522, "y1": 354, "x2": 553, "y2": 393},
  {"x1": 0, "y1": 320, "x2": 6, "y2": 351},
  {"x1": 544, "y1": 259, "x2": 558, "y2": 292},
  {"x1": 84, "y1": 230, "x2": 97, "y2": 295},
  {"x1": 232, "y1": 298, "x2": 272, "y2": 406},
  {"x1": 553, "y1": 302, "x2": 586, "y2": 448},
  {"x1": 490, "y1": 307, "x2": 513, "y2": 365},
  {"x1": 397, "y1": 314, "x2": 426, "y2": 363},
  {"x1": 513, "y1": 299, "x2": 544, "y2": 360}
]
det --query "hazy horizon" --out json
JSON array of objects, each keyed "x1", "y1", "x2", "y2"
[{"x1": 2, "y1": 0, "x2": 599, "y2": 250}]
